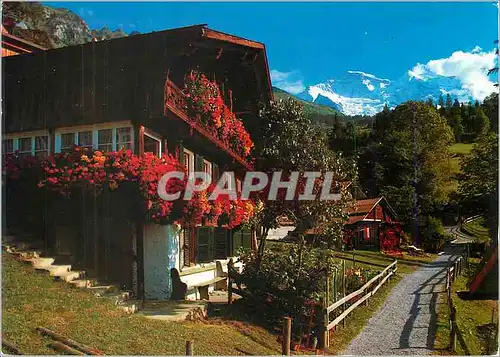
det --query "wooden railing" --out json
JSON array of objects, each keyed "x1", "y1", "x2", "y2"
[
  {"x1": 318, "y1": 260, "x2": 398, "y2": 348},
  {"x1": 163, "y1": 79, "x2": 252, "y2": 170}
]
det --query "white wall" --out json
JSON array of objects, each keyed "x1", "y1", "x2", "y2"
[
  {"x1": 267, "y1": 226, "x2": 296, "y2": 241},
  {"x1": 143, "y1": 223, "x2": 180, "y2": 300}
]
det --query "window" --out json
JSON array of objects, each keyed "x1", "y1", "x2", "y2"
[
  {"x1": 116, "y1": 127, "x2": 132, "y2": 150},
  {"x1": 183, "y1": 148, "x2": 194, "y2": 173},
  {"x1": 18, "y1": 137, "x2": 32, "y2": 159},
  {"x1": 78, "y1": 131, "x2": 93, "y2": 150},
  {"x1": 55, "y1": 123, "x2": 133, "y2": 153},
  {"x1": 4, "y1": 131, "x2": 50, "y2": 157},
  {"x1": 203, "y1": 160, "x2": 212, "y2": 176},
  {"x1": 61, "y1": 133, "x2": 75, "y2": 153},
  {"x1": 3, "y1": 139, "x2": 14, "y2": 156},
  {"x1": 97, "y1": 129, "x2": 113, "y2": 152},
  {"x1": 35, "y1": 136, "x2": 49, "y2": 159},
  {"x1": 144, "y1": 132, "x2": 161, "y2": 156}
]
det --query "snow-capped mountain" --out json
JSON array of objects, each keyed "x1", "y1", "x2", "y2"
[{"x1": 293, "y1": 70, "x2": 468, "y2": 116}]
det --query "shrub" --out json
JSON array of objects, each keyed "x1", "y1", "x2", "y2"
[
  {"x1": 422, "y1": 216, "x2": 445, "y2": 252},
  {"x1": 237, "y1": 245, "x2": 338, "y2": 339}
]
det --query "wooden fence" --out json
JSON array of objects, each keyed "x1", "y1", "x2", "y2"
[{"x1": 317, "y1": 260, "x2": 398, "y2": 349}]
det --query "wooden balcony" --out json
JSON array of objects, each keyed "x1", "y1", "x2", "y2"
[{"x1": 163, "y1": 79, "x2": 252, "y2": 170}]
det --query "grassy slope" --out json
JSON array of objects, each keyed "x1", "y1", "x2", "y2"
[
  {"x1": 1, "y1": 253, "x2": 281, "y2": 355},
  {"x1": 449, "y1": 143, "x2": 474, "y2": 155},
  {"x1": 333, "y1": 249, "x2": 438, "y2": 275},
  {"x1": 273, "y1": 87, "x2": 339, "y2": 116},
  {"x1": 445, "y1": 143, "x2": 474, "y2": 194},
  {"x1": 462, "y1": 217, "x2": 490, "y2": 243},
  {"x1": 434, "y1": 258, "x2": 498, "y2": 355}
]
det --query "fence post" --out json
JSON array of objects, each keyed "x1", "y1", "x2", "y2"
[
  {"x1": 317, "y1": 297, "x2": 328, "y2": 350},
  {"x1": 186, "y1": 340, "x2": 194, "y2": 356},
  {"x1": 282, "y1": 317, "x2": 291, "y2": 356},
  {"x1": 342, "y1": 260, "x2": 346, "y2": 328},
  {"x1": 449, "y1": 305, "x2": 457, "y2": 352},
  {"x1": 228, "y1": 259, "x2": 233, "y2": 304}
]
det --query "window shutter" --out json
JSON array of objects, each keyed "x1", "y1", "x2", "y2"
[
  {"x1": 180, "y1": 229, "x2": 188, "y2": 267},
  {"x1": 178, "y1": 143, "x2": 184, "y2": 165},
  {"x1": 241, "y1": 228, "x2": 252, "y2": 250},
  {"x1": 197, "y1": 227, "x2": 213, "y2": 263},
  {"x1": 212, "y1": 163, "x2": 219, "y2": 182},
  {"x1": 214, "y1": 227, "x2": 228, "y2": 259},
  {"x1": 195, "y1": 154, "x2": 204, "y2": 172},
  {"x1": 232, "y1": 229, "x2": 243, "y2": 256}
]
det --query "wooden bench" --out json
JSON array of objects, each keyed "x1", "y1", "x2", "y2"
[{"x1": 187, "y1": 261, "x2": 228, "y2": 300}]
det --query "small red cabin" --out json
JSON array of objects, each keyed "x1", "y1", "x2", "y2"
[{"x1": 343, "y1": 197, "x2": 401, "y2": 250}]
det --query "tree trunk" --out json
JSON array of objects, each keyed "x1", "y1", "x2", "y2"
[{"x1": 256, "y1": 226, "x2": 269, "y2": 271}]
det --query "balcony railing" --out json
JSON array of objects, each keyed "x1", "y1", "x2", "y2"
[{"x1": 164, "y1": 79, "x2": 252, "y2": 170}]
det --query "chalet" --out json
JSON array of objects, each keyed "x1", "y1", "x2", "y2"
[
  {"x1": 301, "y1": 197, "x2": 402, "y2": 251},
  {"x1": 2, "y1": 25, "x2": 273, "y2": 301},
  {"x1": 1, "y1": 25, "x2": 46, "y2": 57},
  {"x1": 344, "y1": 197, "x2": 398, "y2": 248}
]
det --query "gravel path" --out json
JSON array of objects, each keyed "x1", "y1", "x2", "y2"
[{"x1": 343, "y1": 249, "x2": 460, "y2": 356}]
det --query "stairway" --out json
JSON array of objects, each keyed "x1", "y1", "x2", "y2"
[{"x1": 2, "y1": 233, "x2": 139, "y2": 314}]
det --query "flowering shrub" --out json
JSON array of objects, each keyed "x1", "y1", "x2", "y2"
[
  {"x1": 184, "y1": 71, "x2": 254, "y2": 158},
  {"x1": 5, "y1": 147, "x2": 257, "y2": 227}
]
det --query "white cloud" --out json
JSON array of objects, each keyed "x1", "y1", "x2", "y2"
[
  {"x1": 472, "y1": 45, "x2": 482, "y2": 54},
  {"x1": 362, "y1": 79, "x2": 375, "y2": 91},
  {"x1": 270, "y1": 69, "x2": 305, "y2": 94},
  {"x1": 380, "y1": 83, "x2": 387, "y2": 89},
  {"x1": 408, "y1": 47, "x2": 498, "y2": 101}
]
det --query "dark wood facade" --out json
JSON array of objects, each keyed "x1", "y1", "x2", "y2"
[{"x1": 3, "y1": 25, "x2": 272, "y2": 299}]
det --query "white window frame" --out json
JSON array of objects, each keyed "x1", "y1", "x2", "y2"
[
  {"x1": 144, "y1": 131, "x2": 162, "y2": 156},
  {"x1": 183, "y1": 148, "x2": 195, "y2": 173},
  {"x1": 4, "y1": 130, "x2": 50, "y2": 157},
  {"x1": 54, "y1": 121, "x2": 134, "y2": 153},
  {"x1": 203, "y1": 159, "x2": 212, "y2": 177}
]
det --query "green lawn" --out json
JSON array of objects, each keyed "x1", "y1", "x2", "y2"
[
  {"x1": 449, "y1": 143, "x2": 474, "y2": 156},
  {"x1": 434, "y1": 258, "x2": 498, "y2": 355},
  {"x1": 445, "y1": 142, "x2": 475, "y2": 194},
  {"x1": 462, "y1": 217, "x2": 490, "y2": 243},
  {"x1": 333, "y1": 249, "x2": 438, "y2": 275},
  {"x1": 1, "y1": 253, "x2": 281, "y2": 355}
]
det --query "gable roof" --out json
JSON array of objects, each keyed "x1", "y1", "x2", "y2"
[{"x1": 346, "y1": 197, "x2": 397, "y2": 220}]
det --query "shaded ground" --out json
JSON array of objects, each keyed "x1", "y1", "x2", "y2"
[{"x1": 344, "y1": 247, "x2": 460, "y2": 355}]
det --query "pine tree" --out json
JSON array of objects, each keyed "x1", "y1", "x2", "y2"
[
  {"x1": 445, "y1": 94, "x2": 453, "y2": 110},
  {"x1": 426, "y1": 98, "x2": 434, "y2": 108},
  {"x1": 438, "y1": 94, "x2": 445, "y2": 108}
]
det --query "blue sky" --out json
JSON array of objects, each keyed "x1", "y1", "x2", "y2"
[{"x1": 45, "y1": 2, "x2": 498, "y2": 96}]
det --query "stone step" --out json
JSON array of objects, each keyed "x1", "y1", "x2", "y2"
[
  {"x1": 12, "y1": 250, "x2": 41, "y2": 260},
  {"x1": 68, "y1": 279, "x2": 94, "y2": 288},
  {"x1": 31, "y1": 257, "x2": 55, "y2": 268},
  {"x1": 101, "y1": 291, "x2": 130, "y2": 305},
  {"x1": 53, "y1": 270, "x2": 84, "y2": 282},
  {"x1": 36, "y1": 264, "x2": 71, "y2": 275},
  {"x1": 88, "y1": 285, "x2": 117, "y2": 296}
]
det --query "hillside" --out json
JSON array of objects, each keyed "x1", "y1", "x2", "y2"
[
  {"x1": 1, "y1": 252, "x2": 281, "y2": 355},
  {"x1": 2, "y1": 2, "x2": 131, "y2": 49},
  {"x1": 273, "y1": 86, "x2": 339, "y2": 116}
]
